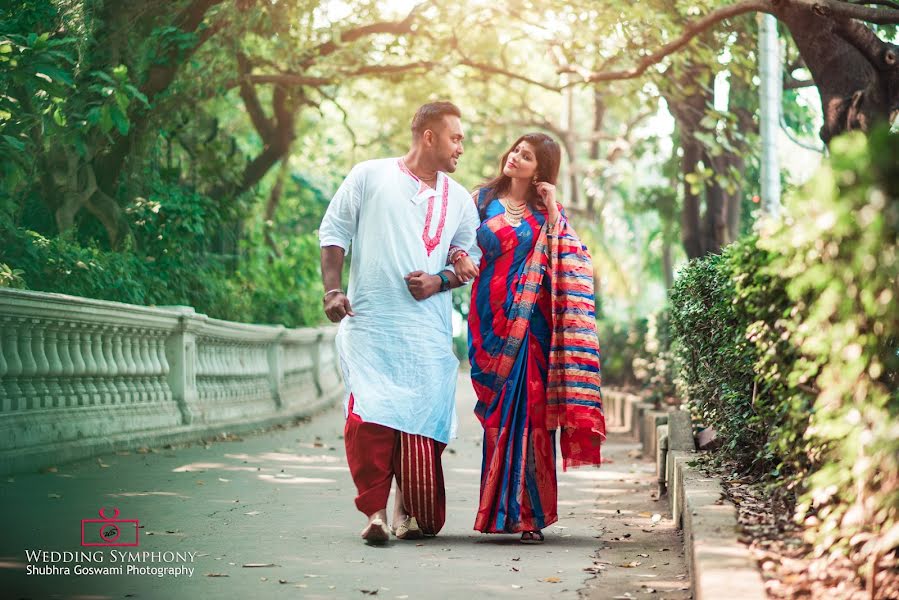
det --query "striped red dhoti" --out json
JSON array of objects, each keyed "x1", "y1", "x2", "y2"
[{"x1": 343, "y1": 395, "x2": 446, "y2": 535}]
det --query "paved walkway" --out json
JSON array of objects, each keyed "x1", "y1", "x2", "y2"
[{"x1": 1, "y1": 375, "x2": 690, "y2": 599}]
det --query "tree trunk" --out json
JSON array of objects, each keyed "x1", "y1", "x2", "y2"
[{"x1": 773, "y1": 2, "x2": 899, "y2": 144}]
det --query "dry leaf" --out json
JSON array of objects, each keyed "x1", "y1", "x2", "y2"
[
  {"x1": 542, "y1": 577, "x2": 561, "y2": 583},
  {"x1": 619, "y1": 561, "x2": 642, "y2": 568},
  {"x1": 205, "y1": 573, "x2": 229, "y2": 577},
  {"x1": 638, "y1": 553, "x2": 649, "y2": 558},
  {"x1": 242, "y1": 563, "x2": 278, "y2": 568}
]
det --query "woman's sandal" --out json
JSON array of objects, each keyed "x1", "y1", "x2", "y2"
[{"x1": 520, "y1": 530, "x2": 545, "y2": 544}]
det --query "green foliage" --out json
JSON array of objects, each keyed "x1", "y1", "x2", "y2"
[
  {"x1": 597, "y1": 318, "x2": 647, "y2": 387},
  {"x1": 668, "y1": 126, "x2": 899, "y2": 569},
  {"x1": 631, "y1": 309, "x2": 679, "y2": 405}
]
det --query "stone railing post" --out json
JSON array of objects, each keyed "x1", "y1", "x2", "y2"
[
  {"x1": 164, "y1": 307, "x2": 200, "y2": 425},
  {"x1": 267, "y1": 328, "x2": 287, "y2": 409}
]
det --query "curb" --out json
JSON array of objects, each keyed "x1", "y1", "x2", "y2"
[
  {"x1": 625, "y1": 396, "x2": 767, "y2": 600},
  {"x1": 0, "y1": 391, "x2": 341, "y2": 476}
]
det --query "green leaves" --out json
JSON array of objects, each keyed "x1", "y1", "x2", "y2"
[{"x1": 670, "y1": 125, "x2": 899, "y2": 573}]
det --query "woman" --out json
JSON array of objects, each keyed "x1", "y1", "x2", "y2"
[{"x1": 451, "y1": 133, "x2": 606, "y2": 543}]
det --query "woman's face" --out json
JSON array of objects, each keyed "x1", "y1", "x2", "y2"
[{"x1": 502, "y1": 141, "x2": 538, "y2": 181}]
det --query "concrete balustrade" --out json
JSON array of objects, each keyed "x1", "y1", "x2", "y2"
[{"x1": 0, "y1": 289, "x2": 342, "y2": 476}]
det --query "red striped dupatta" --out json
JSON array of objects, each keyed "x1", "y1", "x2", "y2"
[{"x1": 487, "y1": 212, "x2": 606, "y2": 469}]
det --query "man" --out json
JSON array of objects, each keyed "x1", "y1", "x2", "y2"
[{"x1": 319, "y1": 101, "x2": 480, "y2": 544}]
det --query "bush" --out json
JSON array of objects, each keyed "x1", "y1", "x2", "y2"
[
  {"x1": 0, "y1": 180, "x2": 327, "y2": 328},
  {"x1": 668, "y1": 126, "x2": 899, "y2": 573}
]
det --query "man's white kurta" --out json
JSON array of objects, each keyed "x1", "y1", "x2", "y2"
[{"x1": 319, "y1": 157, "x2": 479, "y2": 444}]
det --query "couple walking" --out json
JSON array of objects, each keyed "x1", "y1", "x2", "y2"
[{"x1": 319, "y1": 101, "x2": 606, "y2": 545}]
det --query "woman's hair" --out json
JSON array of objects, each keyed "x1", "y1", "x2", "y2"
[{"x1": 477, "y1": 133, "x2": 562, "y2": 220}]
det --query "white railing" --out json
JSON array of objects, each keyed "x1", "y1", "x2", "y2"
[{"x1": 0, "y1": 288, "x2": 341, "y2": 475}]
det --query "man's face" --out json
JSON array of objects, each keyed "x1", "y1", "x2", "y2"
[{"x1": 427, "y1": 115, "x2": 465, "y2": 173}]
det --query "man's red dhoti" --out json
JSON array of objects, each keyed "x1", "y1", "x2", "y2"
[{"x1": 344, "y1": 395, "x2": 447, "y2": 535}]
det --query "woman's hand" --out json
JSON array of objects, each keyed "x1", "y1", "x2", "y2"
[
  {"x1": 454, "y1": 256, "x2": 479, "y2": 283},
  {"x1": 535, "y1": 182, "x2": 560, "y2": 224}
]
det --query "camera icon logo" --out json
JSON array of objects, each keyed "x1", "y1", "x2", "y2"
[{"x1": 80, "y1": 507, "x2": 140, "y2": 547}]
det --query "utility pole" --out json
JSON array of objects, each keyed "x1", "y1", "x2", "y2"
[{"x1": 758, "y1": 13, "x2": 782, "y2": 217}]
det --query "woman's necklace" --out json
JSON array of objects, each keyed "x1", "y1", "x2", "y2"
[{"x1": 502, "y1": 197, "x2": 527, "y2": 227}]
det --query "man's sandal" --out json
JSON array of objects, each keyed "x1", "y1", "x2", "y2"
[
  {"x1": 520, "y1": 530, "x2": 545, "y2": 544},
  {"x1": 361, "y1": 518, "x2": 390, "y2": 545}
]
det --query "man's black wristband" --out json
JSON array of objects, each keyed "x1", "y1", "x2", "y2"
[{"x1": 437, "y1": 271, "x2": 450, "y2": 292}]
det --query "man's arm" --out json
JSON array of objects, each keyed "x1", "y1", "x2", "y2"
[
  {"x1": 404, "y1": 268, "x2": 465, "y2": 300},
  {"x1": 321, "y1": 246, "x2": 354, "y2": 322}
]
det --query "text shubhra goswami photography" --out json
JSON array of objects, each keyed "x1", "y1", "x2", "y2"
[{"x1": 24, "y1": 550, "x2": 197, "y2": 578}]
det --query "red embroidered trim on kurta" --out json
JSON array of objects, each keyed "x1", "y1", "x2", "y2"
[{"x1": 397, "y1": 159, "x2": 449, "y2": 256}]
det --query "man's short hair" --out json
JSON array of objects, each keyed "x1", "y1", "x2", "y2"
[{"x1": 411, "y1": 101, "x2": 461, "y2": 139}]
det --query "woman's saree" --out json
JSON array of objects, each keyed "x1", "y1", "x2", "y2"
[{"x1": 469, "y1": 192, "x2": 606, "y2": 534}]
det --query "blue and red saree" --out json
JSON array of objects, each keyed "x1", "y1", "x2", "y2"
[{"x1": 468, "y1": 190, "x2": 606, "y2": 533}]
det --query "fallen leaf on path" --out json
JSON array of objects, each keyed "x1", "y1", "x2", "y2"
[
  {"x1": 542, "y1": 577, "x2": 561, "y2": 583},
  {"x1": 359, "y1": 589, "x2": 378, "y2": 595},
  {"x1": 618, "y1": 561, "x2": 642, "y2": 568},
  {"x1": 205, "y1": 573, "x2": 229, "y2": 577},
  {"x1": 638, "y1": 512, "x2": 652, "y2": 517},
  {"x1": 244, "y1": 511, "x2": 261, "y2": 516},
  {"x1": 637, "y1": 553, "x2": 649, "y2": 558},
  {"x1": 219, "y1": 478, "x2": 230, "y2": 482},
  {"x1": 242, "y1": 563, "x2": 279, "y2": 568}
]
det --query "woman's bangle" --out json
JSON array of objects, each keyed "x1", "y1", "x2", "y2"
[{"x1": 451, "y1": 251, "x2": 469, "y2": 264}]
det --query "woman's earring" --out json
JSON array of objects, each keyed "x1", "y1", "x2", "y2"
[{"x1": 532, "y1": 175, "x2": 538, "y2": 185}]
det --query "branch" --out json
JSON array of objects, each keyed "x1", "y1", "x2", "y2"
[
  {"x1": 459, "y1": 59, "x2": 562, "y2": 92},
  {"x1": 561, "y1": 0, "x2": 770, "y2": 86},
  {"x1": 846, "y1": 0, "x2": 899, "y2": 10},
  {"x1": 345, "y1": 61, "x2": 434, "y2": 77},
  {"x1": 236, "y1": 52, "x2": 275, "y2": 141},
  {"x1": 296, "y1": 2, "x2": 432, "y2": 68},
  {"x1": 810, "y1": 0, "x2": 899, "y2": 21},
  {"x1": 241, "y1": 61, "x2": 435, "y2": 88},
  {"x1": 830, "y1": 15, "x2": 896, "y2": 69},
  {"x1": 142, "y1": 0, "x2": 226, "y2": 100},
  {"x1": 784, "y1": 73, "x2": 817, "y2": 89},
  {"x1": 316, "y1": 87, "x2": 359, "y2": 149}
]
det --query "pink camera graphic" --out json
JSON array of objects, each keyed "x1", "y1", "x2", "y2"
[{"x1": 80, "y1": 507, "x2": 140, "y2": 547}]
